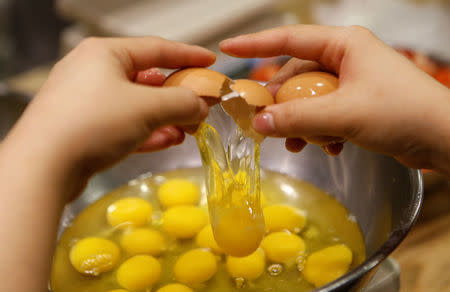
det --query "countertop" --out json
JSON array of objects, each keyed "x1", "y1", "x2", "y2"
[{"x1": 5, "y1": 67, "x2": 450, "y2": 292}]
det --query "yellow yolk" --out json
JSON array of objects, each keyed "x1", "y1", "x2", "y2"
[
  {"x1": 174, "y1": 248, "x2": 217, "y2": 285},
  {"x1": 158, "y1": 179, "x2": 200, "y2": 208},
  {"x1": 213, "y1": 206, "x2": 264, "y2": 257},
  {"x1": 260, "y1": 192, "x2": 268, "y2": 207},
  {"x1": 263, "y1": 205, "x2": 306, "y2": 233},
  {"x1": 226, "y1": 248, "x2": 266, "y2": 280},
  {"x1": 196, "y1": 224, "x2": 223, "y2": 254},
  {"x1": 156, "y1": 283, "x2": 194, "y2": 292},
  {"x1": 162, "y1": 206, "x2": 207, "y2": 239},
  {"x1": 107, "y1": 290, "x2": 128, "y2": 292},
  {"x1": 261, "y1": 231, "x2": 306, "y2": 263},
  {"x1": 69, "y1": 237, "x2": 120, "y2": 276},
  {"x1": 195, "y1": 123, "x2": 265, "y2": 258},
  {"x1": 303, "y1": 244, "x2": 353, "y2": 287},
  {"x1": 106, "y1": 197, "x2": 152, "y2": 228},
  {"x1": 116, "y1": 255, "x2": 161, "y2": 291},
  {"x1": 120, "y1": 228, "x2": 165, "y2": 256}
]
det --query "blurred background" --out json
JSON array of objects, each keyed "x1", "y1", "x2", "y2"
[
  {"x1": 0, "y1": 1, "x2": 449, "y2": 291},
  {"x1": 1, "y1": 0, "x2": 449, "y2": 84}
]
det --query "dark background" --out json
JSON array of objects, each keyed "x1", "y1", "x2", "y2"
[{"x1": 1, "y1": 0, "x2": 67, "y2": 77}]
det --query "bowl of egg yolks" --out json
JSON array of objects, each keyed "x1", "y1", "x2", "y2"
[{"x1": 47, "y1": 70, "x2": 422, "y2": 292}]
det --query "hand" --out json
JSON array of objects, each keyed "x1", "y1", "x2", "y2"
[
  {"x1": 0, "y1": 37, "x2": 215, "y2": 292},
  {"x1": 5, "y1": 37, "x2": 215, "y2": 192},
  {"x1": 220, "y1": 25, "x2": 450, "y2": 176}
]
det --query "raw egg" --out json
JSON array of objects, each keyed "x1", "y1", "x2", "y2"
[
  {"x1": 120, "y1": 228, "x2": 165, "y2": 256},
  {"x1": 174, "y1": 248, "x2": 217, "y2": 285},
  {"x1": 196, "y1": 224, "x2": 223, "y2": 254},
  {"x1": 69, "y1": 237, "x2": 120, "y2": 276},
  {"x1": 156, "y1": 283, "x2": 194, "y2": 292},
  {"x1": 162, "y1": 206, "x2": 207, "y2": 239},
  {"x1": 106, "y1": 197, "x2": 152, "y2": 228},
  {"x1": 226, "y1": 248, "x2": 266, "y2": 280},
  {"x1": 263, "y1": 205, "x2": 306, "y2": 233},
  {"x1": 116, "y1": 255, "x2": 161, "y2": 291},
  {"x1": 164, "y1": 68, "x2": 272, "y2": 257},
  {"x1": 303, "y1": 244, "x2": 353, "y2": 287},
  {"x1": 261, "y1": 231, "x2": 306, "y2": 263},
  {"x1": 158, "y1": 179, "x2": 200, "y2": 209}
]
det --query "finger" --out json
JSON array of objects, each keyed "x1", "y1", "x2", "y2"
[
  {"x1": 266, "y1": 58, "x2": 322, "y2": 95},
  {"x1": 285, "y1": 138, "x2": 307, "y2": 153},
  {"x1": 252, "y1": 92, "x2": 353, "y2": 139},
  {"x1": 135, "y1": 68, "x2": 166, "y2": 86},
  {"x1": 321, "y1": 142, "x2": 344, "y2": 156},
  {"x1": 136, "y1": 126, "x2": 185, "y2": 152},
  {"x1": 107, "y1": 36, "x2": 216, "y2": 72},
  {"x1": 133, "y1": 85, "x2": 209, "y2": 130},
  {"x1": 180, "y1": 125, "x2": 200, "y2": 135},
  {"x1": 220, "y1": 25, "x2": 348, "y2": 72}
]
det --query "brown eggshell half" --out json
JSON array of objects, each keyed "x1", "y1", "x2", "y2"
[
  {"x1": 275, "y1": 71, "x2": 338, "y2": 103},
  {"x1": 231, "y1": 79, "x2": 274, "y2": 106},
  {"x1": 163, "y1": 68, "x2": 230, "y2": 99},
  {"x1": 275, "y1": 72, "x2": 340, "y2": 145}
]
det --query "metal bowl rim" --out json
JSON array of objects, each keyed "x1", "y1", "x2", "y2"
[{"x1": 313, "y1": 168, "x2": 423, "y2": 291}]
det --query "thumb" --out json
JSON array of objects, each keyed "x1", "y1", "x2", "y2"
[
  {"x1": 132, "y1": 85, "x2": 209, "y2": 130},
  {"x1": 252, "y1": 91, "x2": 354, "y2": 139}
]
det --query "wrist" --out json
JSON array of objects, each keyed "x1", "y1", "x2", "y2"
[
  {"x1": 0, "y1": 127, "x2": 88, "y2": 202},
  {"x1": 426, "y1": 87, "x2": 450, "y2": 177}
]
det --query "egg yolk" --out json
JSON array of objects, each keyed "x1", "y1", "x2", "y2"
[
  {"x1": 69, "y1": 237, "x2": 120, "y2": 276},
  {"x1": 162, "y1": 206, "x2": 207, "y2": 239},
  {"x1": 213, "y1": 205, "x2": 264, "y2": 257},
  {"x1": 263, "y1": 205, "x2": 306, "y2": 233},
  {"x1": 120, "y1": 228, "x2": 165, "y2": 256},
  {"x1": 261, "y1": 231, "x2": 306, "y2": 263},
  {"x1": 116, "y1": 255, "x2": 161, "y2": 291},
  {"x1": 174, "y1": 248, "x2": 217, "y2": 285},
  {"x1": 195, "y1": 123, "x2": 265, "y2": 258},
  {"x1": 226, "y1": 248, "x2": 265, "y2": 280},
  {"x1": 156, "y1": 283, "x2": 194, "y2": 292},
  {"x1": 196, "y1": 224, "x2": 223, "y2": 254},
  {"x1": 158, "y1": 179, "x2": 200, "y2": 209},
  {"x1": 106, "y1": 197, "x2": 152, "y2": 228},
  {"x1": 303, "y1": 244, "x2": 353, "y2": 287},
  {"x1": 107, "y1": 290, "x2": 128, "y2": 292}
]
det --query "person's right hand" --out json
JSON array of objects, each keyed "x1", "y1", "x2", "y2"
[{"x1": 220, "y1": 25, "x2": 450, "y2": 176}]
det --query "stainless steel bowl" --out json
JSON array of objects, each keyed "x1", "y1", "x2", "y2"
[{"x1": 0, "y1": 88, "x2": 422, "y2": 292}]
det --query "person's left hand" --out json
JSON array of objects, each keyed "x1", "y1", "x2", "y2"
[{"x1": 2, "y1": 37, "x2": 215, "y2": 200}]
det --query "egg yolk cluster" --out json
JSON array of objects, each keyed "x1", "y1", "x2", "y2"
[{"x1": 68, "y1": 178, "x2": 354, "y2": 291}]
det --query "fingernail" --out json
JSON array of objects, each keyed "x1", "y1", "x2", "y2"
[
  {"x1": 253, "y1": 112, "x2": 276, "y2": 135},
  {"x1": 219, "y1": 37, "x2": 234, "y2": 46},
  {"x1": 322, "y1": 142, "x2": 344, "y2": 156}
]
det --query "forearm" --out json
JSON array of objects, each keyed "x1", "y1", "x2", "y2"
[{"x1": 0, "y1": 129, "x2": 85, "y2": 291}]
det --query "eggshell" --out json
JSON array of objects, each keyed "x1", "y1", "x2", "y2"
[
  {"x1": 275, "y1": 72, "x2": 340, "y2": 146},
  {"x1": 163, "y1": 68, "x2": 230, "y2": 98},
  {"x1": 275, "y1": 72, "x2": 338, "y2": 103},
  {"x1": 231, "y1": 79, "x2": 274, "y2": 106}
]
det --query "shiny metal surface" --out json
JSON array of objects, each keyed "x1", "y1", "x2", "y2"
[{"x1": 0, "y1": 89, "x2": 422, "y2": 291}]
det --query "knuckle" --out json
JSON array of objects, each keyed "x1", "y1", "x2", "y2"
[
  {"x1": 278, "y1": 102, "x2": 304, "y2": 136},
  {"x1": 177, "y1": 88, "x2": 199, "y2": 111},
  {"x1": 77, "y1": 37, "x2": 107, "y2": 52},
  {"x1": 346, "y1": 25, "x2": 374, "y2": 38}
]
